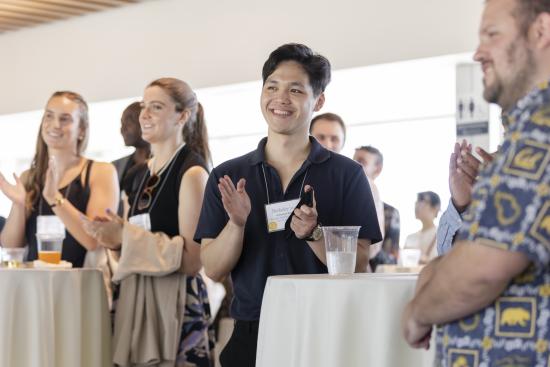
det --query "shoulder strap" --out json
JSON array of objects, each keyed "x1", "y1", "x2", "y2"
[{"x1": 82, "y1": 160, "x2": 93, "y2": 189}]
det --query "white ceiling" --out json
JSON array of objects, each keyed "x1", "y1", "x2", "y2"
[{"x1": 0, "y1": 0, "x2": 484, "y2": 115}]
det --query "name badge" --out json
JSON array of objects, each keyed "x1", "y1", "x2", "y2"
[
  {"x1": 129, "y1": 213, "x2": 151, "y2": 231},
  {"x1": 36, "y1": 215, "x2": 66, "y2": 236},
  {"x1": 265, "y1": 199, "x2": 300, "y2": 233}
]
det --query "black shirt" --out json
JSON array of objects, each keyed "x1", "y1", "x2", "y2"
[
  {"x1": 127, "y1": 145, "x2": 208, "y2": 235},
  {"x1": 25, "y1": 161, "x2": 93, "y2": 267},
  {"x1": 194, "y1": 137, "x2": 382, "y2": 320}
]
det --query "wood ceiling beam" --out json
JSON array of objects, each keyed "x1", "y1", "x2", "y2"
[
  {"x1": 0, "y1": 23, "x2": 21, "y2": 31},
  {"x1": 0, "y1": 1, "x2": 86, "y2": 16},
  {"x1": 0, "y1": 3, "x2": 77, "y2": 19},
  {"x1": 0, "y1": 14, "x2": 43, "y2": 26},
  {"x1": 85, "y1": 0, "x2": 136, "y2": 7},
  {"x1": 31, "y1": 0, "x2": 113, "y2": 12},
  {"x1": 0, "y1": 9, "x2": 63, "y2": 22},
  {"x1": 0, "y1": 0, "x2": 141, "y2": 33}
]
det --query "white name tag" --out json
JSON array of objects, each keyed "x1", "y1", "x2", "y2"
[
  {"x1": 265, "y1": 199, "x2": 300, "y2": 233},
  {"x1": 129, "y1": 213, "x2": 151, "y2": 231},
  {"x1": 36, "y1": 215, "x2": 65, "y2": 236}
]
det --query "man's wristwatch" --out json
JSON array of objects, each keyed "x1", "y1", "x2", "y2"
[{"x1": 304, "y1": 223, "x2": 323, "y2": 241}]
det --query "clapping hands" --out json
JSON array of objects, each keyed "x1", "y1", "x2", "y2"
[
  {"x1": 81, "y1": 209, "x2": 124, "y2": 250},
  {"x1": 218, "y1": 175, "x2": 251, "y2": 228},
  {"x1": 449, "y1": 140, "x2": 494, "y2": 212},
  {"x1": 0, "y1": 172, "x2": 26, "y2": 206}
]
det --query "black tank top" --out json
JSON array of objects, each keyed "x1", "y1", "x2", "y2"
[
  {"x1": 25, "y1": 161, "x2": 93, "y2": 267},
  {"x1": 127, "y1": 145, "x2": 208, "y2": 235}
]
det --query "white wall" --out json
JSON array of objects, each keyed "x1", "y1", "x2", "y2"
[{"x1": 0, "y1": 0, "x2": 483, "y2": 115}]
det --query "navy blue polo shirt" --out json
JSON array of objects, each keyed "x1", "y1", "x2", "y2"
[{"x1": 194, "y1": 136, "x2": 382, "y2": 320}]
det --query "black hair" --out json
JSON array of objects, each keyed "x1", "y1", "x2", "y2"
[
  {"x1": 122, "y1": 101, "x2": 141, "y2": 125},
  {"x1": 262, "y1": 43, "x2": 331, "y2": 96},
  {"x1": 417, "y1": 191, "x2": 441, "y2": 210},
  {"x1": 355, "y1": 145, "x2": 383, "y2": 166}
]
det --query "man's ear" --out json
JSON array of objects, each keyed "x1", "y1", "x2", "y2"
[
  {"x1": 374, "y1": 164, "x2": 383, "y2": 177},
  {"x1": 533, "y1": 12, "x2": 550, "y2": 49},
  {"x1": 314, "y1": 93, "x2": 325, "y2": 112}
]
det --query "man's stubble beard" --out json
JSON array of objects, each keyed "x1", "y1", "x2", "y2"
[{"x1": 483, "y1": 36, "x2": 537, "y2": 112}]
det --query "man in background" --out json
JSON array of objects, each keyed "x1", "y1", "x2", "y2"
[
  {"x1": 309, "y1": 112, "x2": 346, "y2": 153},
  {"x1": 354, "y1": 146, "x2": 401, "y2": 266},
  {"x1": 112, "y1": 101, "x2": 151, "y2": 192}
]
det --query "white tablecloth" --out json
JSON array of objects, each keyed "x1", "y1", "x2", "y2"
[
  {"x1": 256, "y1": 273, "x2": 434, "y2": 367},
  {"x1": 0, "y1": 268, "x2": 112, "y2": 367}
]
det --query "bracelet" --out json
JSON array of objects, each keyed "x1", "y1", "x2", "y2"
[{"x1": 50, "y1": 196, "x2": 65, "y2": 208}]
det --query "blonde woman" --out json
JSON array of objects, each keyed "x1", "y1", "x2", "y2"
[{"x1": 0, "y1": 91, "x2": 118, "y2": 267}]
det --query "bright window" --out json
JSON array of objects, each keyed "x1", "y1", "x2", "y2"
[{"x1": 0, "y1": 53, "x2": 501, "y2": 247}]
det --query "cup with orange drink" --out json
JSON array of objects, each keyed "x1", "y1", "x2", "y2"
[
  {"x1": 36, "y1": 233, "x2": 64, "y2": 264},
  {"x1": 36, "y1": 215, "x2": 65, "y2": 264}
]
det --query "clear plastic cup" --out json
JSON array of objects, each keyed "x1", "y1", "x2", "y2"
[
  {"x1": 36, "y1": 215, "x2": 65, "y2": 264},
  {"x1": 36, "y1": 234, "x2": 64, "y2": 264},
  {"x1": 322, "y1": 226, "x2": 360, "y2": 275},
  {"x1": 36, "y1": 215, "x2": 65, "y2": 236},
  {"x1": 400, "y1": 249, "x2": 421, "y2": 267},
  {"x1": 0, "y1": 247, "x2": 26, "y2": 268}
]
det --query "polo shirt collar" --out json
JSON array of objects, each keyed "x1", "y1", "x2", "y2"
[{"x1": 248, "y1": 136, "x2": 331, "y2": 166}]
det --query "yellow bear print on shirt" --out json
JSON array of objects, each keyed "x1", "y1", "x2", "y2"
[
  {"x1": 500, "y1": 308, "x2": 531, "y2": 327},
  {"x1": 540, "y1": 216, "x2": 550, "y2": 234},
  {"x1": 452, "y1": 356, "x2": 470, "y2": 367},
  {"x1": 513, "y1": 148, "x2": 544, "y2": 170},
  {"x1": 531, "y1": 106, "x2": 550, "y2": 127},
  {"x1": 495, "y1": 192, "x2": 522, "y2": 226}
]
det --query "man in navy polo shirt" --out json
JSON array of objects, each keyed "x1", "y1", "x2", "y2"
[{"x1": 195, "y1": 43, "x2": 381, "y2": 367}]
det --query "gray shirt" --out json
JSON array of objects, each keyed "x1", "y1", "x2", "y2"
[{"x1": 436, "y1": 199, "x2": 463, "y2": 255}]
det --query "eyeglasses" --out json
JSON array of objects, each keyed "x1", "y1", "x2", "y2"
[{"x1": 137, "y1": 174, "x2": 161, "y2": 211}]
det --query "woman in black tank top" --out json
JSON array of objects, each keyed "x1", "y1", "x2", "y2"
[
  {"x1": 83, "y1": 78, "x2": 215, "y2": 366},
  {"x1": 0, "y1": 91, "x2": 119, "y2": 267}
]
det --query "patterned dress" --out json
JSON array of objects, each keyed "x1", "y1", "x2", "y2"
[
  {"x1": 435, "y1": 81, "x2": 550, "y2": 366},
  {"x1": 176, "y1": 276, "x2": 216, "y2": 367}
]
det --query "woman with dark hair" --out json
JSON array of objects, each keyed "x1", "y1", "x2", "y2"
[
  {"x1": 0, "y1": 91, "x2": 119, "y2": 267},
  {"x1": 404, "y1": 191, "x2": 441, "y2": 264},
  {"x1": 83, "y1": 78, "x2": 214, "y2": 367}
]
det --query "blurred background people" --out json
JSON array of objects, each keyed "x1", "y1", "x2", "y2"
[
  {"x1": 403, "y1": 191, "x2": 440, "y2": 264},
  {"x1": 83, "y1": 77, "x2": 214, "y2": 366},
  {"x1": 312, "y1": 114, "x2": 401, "y2": 270},
  {"x1": 353, "y1": 145, "x2": 390, "y2": 264},
  {"x1": 353, "y1": 145, "x2": 401, "y2": 270},
  {"x1": 112, "y1": 101, "x2": 151, "y2": 217},
  {"x1": 0, "y1": 91, "x2": 119, "y2": 267},
  {"x1": 375, "y1": 203, "x2": 400, "y2": 267},
  {"x1": 309, "y1": 112, "x2": 346, "y2": 153},
  {"x1": 112, "y1": 101, "x2": 151, "y2": 193}
]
